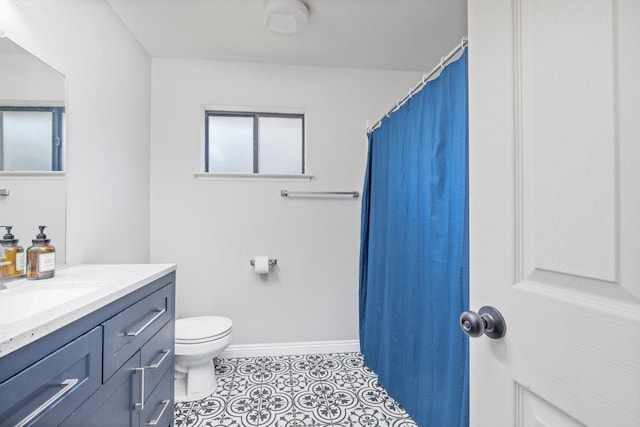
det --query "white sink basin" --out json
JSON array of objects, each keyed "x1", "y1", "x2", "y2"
[{"x1": 0, "y1": 286, "x2": 100, "y2": 324}]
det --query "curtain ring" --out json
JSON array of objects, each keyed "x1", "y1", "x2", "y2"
[
  {"x1": 440, "y1": 57, "x2": 446, "y2": 70},
  {"x1": 461, "y1": 36, "x2": 468, "y2": 48},
  {"x1": 422, "y1": 73, "x2": 428, "y2": 84}
]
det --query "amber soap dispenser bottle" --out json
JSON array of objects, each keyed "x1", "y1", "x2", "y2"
[
  {"x1": 0, "y1": 226, "x2": 25, "y2": 278},
  {"x1": 26, "y1": 225, "x2": 56, "y2": 280}
]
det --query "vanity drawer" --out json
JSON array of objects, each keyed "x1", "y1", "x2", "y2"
[
  {"x1": 0, "y1": 326, "x2": 102, "y2": 427},
  {"x1": 103, "y1": 285, "x2": 173, "y2": 381},
  {"x1": 141, "y1": 368, "x2": 174, "y2": 427},
  {"x1": 141, "y1": 321, "x2": 174, "y2": 400}
]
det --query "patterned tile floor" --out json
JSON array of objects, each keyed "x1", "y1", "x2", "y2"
[{"x1": 174, "y1": 352, "x2": 417, "y2": 427}]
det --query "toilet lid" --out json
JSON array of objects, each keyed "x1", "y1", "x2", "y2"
[{"x1": 175, "y1": 316, "x2": 232, "y2": 344}]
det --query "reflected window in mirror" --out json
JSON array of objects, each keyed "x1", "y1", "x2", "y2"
[{"x1": 0, "y1": 106, "x2": 65, "y2": 171}]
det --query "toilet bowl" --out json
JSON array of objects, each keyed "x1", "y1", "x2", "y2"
[{"x1": 174, "y1": 316, "x2": 232, "y2": 402}]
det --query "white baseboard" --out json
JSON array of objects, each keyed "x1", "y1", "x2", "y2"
[{"x1": 221, "y1": 339, "x2": 360, "y2": 359}]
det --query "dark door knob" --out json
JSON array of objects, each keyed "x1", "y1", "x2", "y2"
[{"x1": 459, "y1": 306, "x2": 506, "y2": 339}]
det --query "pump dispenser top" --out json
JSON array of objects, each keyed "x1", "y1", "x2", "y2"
[
  {"x1": 33, "y1": 226, "x2": 50, "y2": 244},
  {"x1": 1, "y1": 226, "x2": 17, "y2": 244}
]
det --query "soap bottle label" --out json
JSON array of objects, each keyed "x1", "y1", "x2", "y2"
[
  {"x1": 38, "y1": 252, "x2": 56, "y2": 273},
  {"x1": 15, "y1": 252, "x2": 26, "y2": 272}
]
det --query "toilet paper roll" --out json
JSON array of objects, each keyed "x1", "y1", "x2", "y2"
[{"x1": 254, "y1": 256, "x2": 270, "y2": 274}]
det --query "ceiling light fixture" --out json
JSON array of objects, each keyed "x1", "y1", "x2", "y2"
[{"x1": 264, "y1": 0, "x2": 309, "y2": 36}]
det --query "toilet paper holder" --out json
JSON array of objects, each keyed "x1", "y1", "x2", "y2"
[{"x1": 249, "y1": 258, "x2": 277, "y2": 267}]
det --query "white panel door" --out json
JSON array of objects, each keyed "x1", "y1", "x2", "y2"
[{"x1": 468, "y1": 1, "x2": 640, "y2": 426}]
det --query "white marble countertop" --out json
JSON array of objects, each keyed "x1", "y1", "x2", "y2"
[{"x1": 0, "y1": 263, "x2": 176, "y2": 357}]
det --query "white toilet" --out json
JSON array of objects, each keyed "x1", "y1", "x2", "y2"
[{"x1": 174, "y1": 316, "x2": 233, "y2": 402}]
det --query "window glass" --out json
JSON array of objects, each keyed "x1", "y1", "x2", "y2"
[
  {"x1": 258, "y1": 116, "x2": 303, "y2": 174},
  {"x1": 2, "y1": 111, "x2": 52, "y2": 171},
  {"x1": 208, "y1": 115, "x2": 254, "y2": 173},
  {"x1": 205, "y1": 111, "x2": 305, "y2": 174}
]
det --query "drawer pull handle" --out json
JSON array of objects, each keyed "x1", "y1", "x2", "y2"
[
  {"x1": 126, "y1": 308, "x2": 167, "y2": 337},
  {"x1": 15, "y1": 378, "x2": 78, "y2": 427},
  {"x1": 133, "y1": 368, "x2": 145, "y2": 410},
  {"x1": 146, "y1": 399, "x2": 171, "y2": 426},
  {"x1": 148, "y1": 349, "x2": 171, "y2": 369}
]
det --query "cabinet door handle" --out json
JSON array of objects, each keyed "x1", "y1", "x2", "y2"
[
  {"x1": 133, "y1": 368, "x2": 145, "y2": 410},
  {"x1": 15, "y1": 378, "x2": 78, "y2": 427},
  {"x1": 148, "y1": 349, "x2": 171, "y2": 369},
  {"x1": 125, "y1": 308, "x2": 167, "y2": 337},
  {"x1": 146, "y1": 399, "x2": 170, "y2": 426}
]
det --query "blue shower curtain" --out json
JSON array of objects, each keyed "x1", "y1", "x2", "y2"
[{"x1": 359, "y1": 51, "x2": 469, "y2": 426}]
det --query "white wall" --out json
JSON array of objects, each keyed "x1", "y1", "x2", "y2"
[
  {"x1": 0, "y1": 177, "x2": 66, "y2": 264},
  {"x1": 0, "y1": 50, "x2": 65, "y2": 104},
  {"x1": 150, "y1": 58, "x2": 421, "y2": 344},
  {"x1": 0, "y1": 0, "x2": 151, "y2": 264}
]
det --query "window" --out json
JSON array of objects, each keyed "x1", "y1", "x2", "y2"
[
  {"x1": 0, "y1": 106, "x2": 65, "y2": 171},
  {"x1": 205, "y1": 111, "x2": 305, "y2": 174}
]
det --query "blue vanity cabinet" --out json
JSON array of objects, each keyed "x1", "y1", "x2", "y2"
[
  {"x1": 60, "y1": 351, "x2": 143, "y2": 427},
  {"x1": 140, "y1": 320, "x2": 175, "y2": 402},
  {"x1": 0, "y1": 271, "x2": 175, "y2": 427},
  {"x1": 102, "y1": 285, "x2": 173, "y2": 381},
  {"x1": 141, "y1": 367, "x2": 174, "y2": 427},
  {"x1": 61, "y1": 330, "x2": 175, "y2": 427},
  {"x1": 63, "y1": 281, "x2": 175, "y2": 427},
  {"x1": 0, "y1": 326, "x2": 102, "y2": 426}
]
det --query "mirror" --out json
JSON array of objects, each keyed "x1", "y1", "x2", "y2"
[
  {"x1": 0, "y1": 36, "x2": 67, "y2": 266},
  {"x1": 0, "y1": 36, "x2": 66, "y2": 172}
]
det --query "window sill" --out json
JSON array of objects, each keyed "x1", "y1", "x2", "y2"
[
  {"x1": 194, "y1": 173, "x2": 313, "y2": 182},
  {"x1": 0, "y1": 171, "x2": 66, "y2": 179}
]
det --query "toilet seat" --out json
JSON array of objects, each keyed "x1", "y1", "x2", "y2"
[{"x1": 175, "y1": 316, "x2": 232, "y2": 345}]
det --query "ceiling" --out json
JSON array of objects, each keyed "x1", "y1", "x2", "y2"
[{"x1": 107, "y1": 0, "x2": 467, "y2": 72}]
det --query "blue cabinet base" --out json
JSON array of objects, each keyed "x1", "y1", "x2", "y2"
[{"x1": 0, "y1": 272, "x2": 175, "y2": 427}]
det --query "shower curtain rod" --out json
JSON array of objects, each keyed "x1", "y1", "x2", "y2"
[{"x1": 367, "y1": 36, "x2": 468, "y2": 134}]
